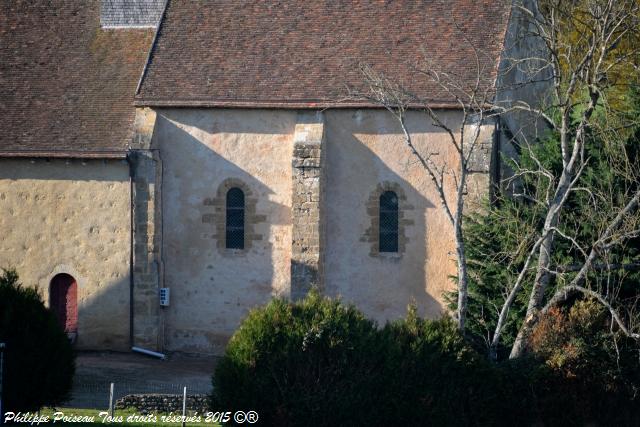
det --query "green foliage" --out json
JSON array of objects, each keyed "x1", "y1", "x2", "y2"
[
  {"x1": 0, "y1": 268, "x2": 75, "y2": 411},
  {"x1": 452, "y1": 89, "x2": 640, "y2": 359},
  {"x1": 457, "y1": 198, "x2": 538, "y2": 357},
  {"x1": 379, "y1": 306, "x2": 500, "y2": 426},
  {"x1": 214, "y1": 293, "x2": 640, "y2": 426},
  {"x1": 212, "y1": 293, "x2": 493, "y2": 426},
  {"x1": 211, "y1": 290, "x2": 385, "y2": 426}
]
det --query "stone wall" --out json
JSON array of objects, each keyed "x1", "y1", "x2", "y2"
[
  {"x1": 323, "y1": 109, "x2": 488, "y2": 324},
  {"x1": 142, "y1": 107, "x2": 496, "y2": 354},
  {"x1": 116, "y1": 394, "x2": 209, "y2": 414},
  {"x1": 0, "y1": 106, "x2": 496, "y2": 355},
  {"x1": 464, "y1": 117, "x2": 500, "y2": 212},
  {"x1": 0, "y1": 158, "x2": 131, "y2": 350},
  {"x1": 494, "y1": 0, "x2": 553, "y2": 176},
  {"x1": 152, "y1": 108, "x2": 295, "y2": 354}
]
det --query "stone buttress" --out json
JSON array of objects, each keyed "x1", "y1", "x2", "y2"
[
  {"x1": 290, "y1": 112, "x2": 326, "y2": 300},
  {"x1": 129, "y1": 107, "x2": 164, "y2": 351}
]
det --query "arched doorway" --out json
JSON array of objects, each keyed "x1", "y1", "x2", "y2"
[{"x1": 50, "y1": 273, "x2": 78, "y2": 336}]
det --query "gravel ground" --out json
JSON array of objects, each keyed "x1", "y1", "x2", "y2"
[{"x1": 63, "y1": 351, "x2": 218, "y2": 409}]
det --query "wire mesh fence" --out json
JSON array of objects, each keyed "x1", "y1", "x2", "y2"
[{"x1": 64, "y1": 376, "x2": 212, "y2": 409}]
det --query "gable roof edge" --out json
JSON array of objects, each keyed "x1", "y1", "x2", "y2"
[
  {"x1": 135, "y1": 0, "x2": 169, "y2": 96},
  {"x1": 491, "y1": 0, "x2": 516, "y2": 97},
  {"x1": 0, "y1": 150, "x2": 128, "y2": 159},
  {"x1": 132, "y1": 99, "x2": 466, "y2": 110}
]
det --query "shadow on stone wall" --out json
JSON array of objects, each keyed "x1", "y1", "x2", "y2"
[
  {"x1": 324, "y1": 110, "x2": 445, "y2": 324},
  {"x1": 0, "y1": 158, "x2": 129, "y2": 181},
  {"x1": 151, "y1": 110, "x2": 291, "y2": 354},
  {"x1": 76, "y1": 276, "x2": 131, "y2": 351}
]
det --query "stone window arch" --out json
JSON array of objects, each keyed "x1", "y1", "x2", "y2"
[
  {"x1": 362, "y1": 182, "x2": 414, "y2": 257},
  {"x1": 202, "y1": 178, "x2": 265, "y2": 254}
]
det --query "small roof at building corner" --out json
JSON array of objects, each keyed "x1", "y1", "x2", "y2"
[
  {"x1": 0, "y1": 1, "x2": 155, "y2": 156},
  {"x1": 136, "y1": 0, "x2": 512, "y2": 108}
]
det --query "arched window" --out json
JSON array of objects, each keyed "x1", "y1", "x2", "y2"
[
  {"x1": 226, "y1": 187, "x2": 245, "y2": 249},
  {"x1": 379, "y1": 191, "x2": 399, "y2": 253}
]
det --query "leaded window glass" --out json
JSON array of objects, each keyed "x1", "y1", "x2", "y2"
[
  {"x1": 226, "y1": 187, "x2": 245, "y2": 249},
  {"x1": 379, "y1": 191, "x2": 399, "y2": 252}
]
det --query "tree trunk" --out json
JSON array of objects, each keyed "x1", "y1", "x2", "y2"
[
  {"x1": 509, "y1": 233, "x2": 554, "y2": 358},
  {"x1": 455, "y1": 219, "x2": 468, "y2": 332},
  {"x1": 509, "y1": 171, "x2": 575, "y2": 358}
]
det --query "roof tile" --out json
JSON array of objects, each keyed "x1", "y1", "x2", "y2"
[
  {"x1": 137, "y1": 0, "x2": 511, "y2": 107},
  {"x1": 0, "y1": 1, "x2": 154, "y2": 154}
]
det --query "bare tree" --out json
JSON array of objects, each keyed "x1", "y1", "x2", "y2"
[
  {"x1": 356, "y1": 37, "x2": 499, "y2": 331},
  {"x1": 495, "y1": 0, "x2": 640, "y2": 358},
  {"x1": 356, "y1": 0, "x2": 640, "y2": 355}
]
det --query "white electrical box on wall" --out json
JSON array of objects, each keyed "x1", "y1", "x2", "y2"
[{"x1": 159, "y1": 288, "x2": 170, "y2": 306}]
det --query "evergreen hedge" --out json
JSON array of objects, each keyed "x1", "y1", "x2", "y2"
[
  {"x1": 0, "y1": 269, "x2": 75, "y2": 412},
  {"x1": 212, "y1": 292, "x2": 640, "y2": 426},
  {"x1": 211, "y1": 291, "x2": 385, "y2": 426}
]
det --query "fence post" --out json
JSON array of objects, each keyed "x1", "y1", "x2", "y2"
[
  {"x1": 109, "y1": 382, "x2": 114, "y2": 418},
  {"x1": 0, "y1": 343, "x2": 5, "y2": 426},
  {"x1": 182, "y1": 386, "x2": 187, "y2": 427}
]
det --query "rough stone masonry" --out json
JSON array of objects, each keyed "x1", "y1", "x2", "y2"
[{"x1": 291, "y1": 111, "x2": 326, "y2": 300}]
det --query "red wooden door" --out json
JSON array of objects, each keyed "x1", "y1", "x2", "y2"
[{"x1": 50, "y1": 273, "x2": 78, "y2": 333}]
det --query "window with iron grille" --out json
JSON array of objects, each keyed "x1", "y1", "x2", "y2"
[
  {"x1": 379, "y1": 191, "x2": 399, "y2": 252},
  {"x1": 226, "y1": 187, "x2": 245, "y2": 249}
]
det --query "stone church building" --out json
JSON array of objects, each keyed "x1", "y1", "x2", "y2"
[{"x1": 0, "y1": 1, "x2": 540, "y2": 354}]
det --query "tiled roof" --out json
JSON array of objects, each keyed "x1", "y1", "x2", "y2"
[
  {"x1": 101, "y1": 0, "x2": 165, "y2": 29},
  {"x1": 137, "y1": 0, "x2": 511, "y2": 108},
  {"x1": 0, "y1": 1, "x2": 154, "y2": 155}
]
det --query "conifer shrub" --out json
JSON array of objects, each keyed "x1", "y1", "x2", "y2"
[
  {"x1": 212, "y1": 293, "x2": 499, "y2": 426},
  {"x1": 211, "y1": 290, "x2": 386, "y2": 426},
  {"x1": 0, "y1": 268, "x2": 75, "y2": 412},
  {"x1": 379, "y1": 308, "x2": 501, "y2": 426},
  {"x1": 212, "y1": 292, "x2": 640, "y2": 426}
]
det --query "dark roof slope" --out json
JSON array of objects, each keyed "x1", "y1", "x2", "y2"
[
  {"x1": 0, "y1": 1, "x2": 154, "y2": 156},
  {"x1": 137, "y1": 0, "x2": 511, "y2": 108}
]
